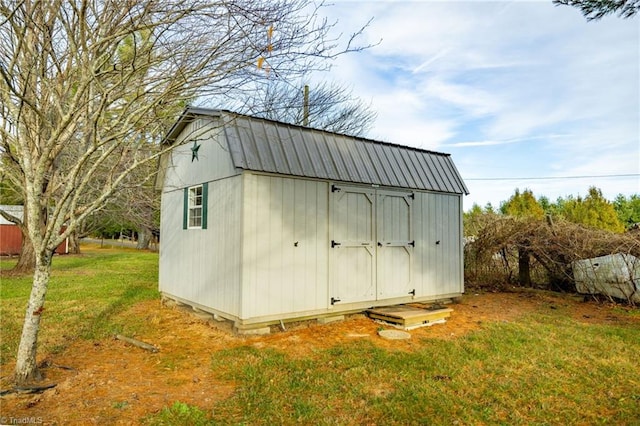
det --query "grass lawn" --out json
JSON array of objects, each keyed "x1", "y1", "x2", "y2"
[
  {"x1": 1, "y1": 246, "x2": 639, "y2": 425},
  {"x1": 0, "y1": 244, "x2": 159, "y2": 365},
  {"x1": 200, "y1": 318, "x2": 640, "y2": 425}
]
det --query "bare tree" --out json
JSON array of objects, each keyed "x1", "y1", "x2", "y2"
[
  {"x1": 0, "y1": 0, "x2": 370, "y2": 384},
  {"x1": 238, "y1": 79, "x2": 377, "y2": 137},
  {"x1": 466, "y1": 214, "x2": 640, "y2": 294},
  {"x1": 91, "y1": 158, "x2": 162, "y2": 250}
]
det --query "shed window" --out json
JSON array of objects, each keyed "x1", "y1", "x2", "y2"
[{"x1": 183, "y1": 183, "x2": 208, "y2": 230}]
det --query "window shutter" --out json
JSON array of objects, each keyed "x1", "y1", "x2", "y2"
[
  {"x1": 202, "y1": 182, "x2": 208, "y2": 229},
  {"x1": 183, "y1": 188, "x2": 188, "y2": 230}
]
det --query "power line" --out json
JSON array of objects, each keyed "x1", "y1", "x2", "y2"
[{"x1": 466, "y1": 173, "x2": 640, "y2": 181}]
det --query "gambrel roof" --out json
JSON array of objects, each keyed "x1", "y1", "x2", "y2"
[{"x1": 163, "y1": 107, "x2": 469, "y2": 195}]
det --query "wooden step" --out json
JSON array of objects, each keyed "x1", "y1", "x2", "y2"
[{"x1": 367, "y1": 305, "x2": 452, "y2": 330}]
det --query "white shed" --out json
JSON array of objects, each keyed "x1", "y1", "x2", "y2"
[{"x1": 157, "y1": 108, "x2": 469, "y2": 332}]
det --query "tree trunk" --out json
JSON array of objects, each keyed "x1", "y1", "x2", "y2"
[
  {"x1": 12, "y1": 232, "x2": 36, "y2": 274},
  {"x1": 14, "y1": 251, "x2": 53, "y2": 385},
  {"x1": 11, "y1": 204, "x2": 36, "y2": 274},
  {"x1": 68, "y1": 230, "x2": 81, "y2": 254},
  {"x1": 136, "y1": 227, "x2": 152, "y2": 250},
  {"x1": 518, "y1": 246, "x2": 532, "y2": 287}
]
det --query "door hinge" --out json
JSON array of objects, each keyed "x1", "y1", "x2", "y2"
[
  {"x1": 408, "y1": 192, "x2": 415, "y2": 199},
  {"x1": 331, "y1": 184, "x2": 341, "y2": 192},
  {"x1": 331, "y1": 297, "x2": 341, "y2": 305},
  {"x1": 331, "y1": 240, "x2": 341, "y2": 248},
  {"x1": 408, "y1": 289, "x2": 416, "y2": 296},
  {"x1": 408, "y1": 240, "x2": 415, "y2": 247}
]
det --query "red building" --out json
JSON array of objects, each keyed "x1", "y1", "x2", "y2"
[{"x1": 0, "y1": 206, "x2": 69, "y2": 256}]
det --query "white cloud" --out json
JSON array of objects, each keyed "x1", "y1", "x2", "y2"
[
  {"x1": 318, "y1": 1, "x2": 639, "y2": 209},
  {"x1": 448, "y1": 134, "x2": 570, "y2": 148},
  {"x1": 421, "y1": 77, "x2": 503, "y2": 118}
]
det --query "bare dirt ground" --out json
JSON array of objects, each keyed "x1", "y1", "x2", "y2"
[{"x1": 1, "y1": 289, "x2": 637, "y2": 425}]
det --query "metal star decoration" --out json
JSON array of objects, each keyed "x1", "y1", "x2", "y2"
[{"x1": 191, "y1": 141, "x2": 201, "y2": 162}]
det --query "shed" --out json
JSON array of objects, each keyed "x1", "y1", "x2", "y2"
[
  {"x1": 0, "y1": 205, "x2": 69, "y2": 256},
  {"x1": 0, "y1": 205, "x2": 25, "y2": 255},
  {"x1": 157, "y1": 108, "x2": 469, "y2": 332}
]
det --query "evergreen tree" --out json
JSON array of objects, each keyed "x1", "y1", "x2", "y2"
[
  {"x1": 501, "y1": 189, "x2": 544, "y2": 219},
  {"x1": 613, "y1": 194, "x2": 640, "y2": 230},
  {"x1": 561, "y1": 187, "x2": 625, "y2": 233},
  {"x1": 553, "y1": 0, "x2": 639, "y2": 20}
]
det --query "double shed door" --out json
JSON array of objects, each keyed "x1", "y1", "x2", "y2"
[{"x1": 329, "y1": 184, "x2": 413, "y2": 305}]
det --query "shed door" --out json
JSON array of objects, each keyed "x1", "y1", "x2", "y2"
[
  {"x1": 376, "y1": 191, "x2": 413, "y2": 298},
  {"x1": 329, "y1": 185, "x2": 376, "y2": 304}
]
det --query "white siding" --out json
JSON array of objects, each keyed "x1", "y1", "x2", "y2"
[
  {"x1": 160, "y1": 174, "x2": 464, "y2": 324},
  {"x1": 376, "y1": 190, "x2": 413, "y2": 298},
  {"x1": 241, "y1": 174, "x2": 329, "y2": 319},
  {"x1": 412, "y1": 192, "x2": 464, "y2": 297},
  {"x1": 329, "y1": 185, "x2": 376, "y2": 304},
  {"x1": 162, "y1": 117, "x2": 238, "y2": 192},
  {"x1": 159, "y1": 110, "x2": 467, "y2": 326},
  {"x1": 159, "y1": 175, "x2": 242, "y2": 317}
]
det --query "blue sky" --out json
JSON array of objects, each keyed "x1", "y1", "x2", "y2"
[{"x1": 317, "y1": 0, "x2": 639, "y2": 210}]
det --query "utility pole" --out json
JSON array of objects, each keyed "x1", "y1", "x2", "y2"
[{"x1": 303, "y1": 84, "x2": 309, "y2": 126}]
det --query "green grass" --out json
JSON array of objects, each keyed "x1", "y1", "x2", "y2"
[
  {"x1": 0, "y1": 245, "x2": 159, "y2": 364},
  {"x1": 2, "y1": 247, "x2": 639, "y2": 424},
  {"x1": 199, "y1": 316, "x2": 640, "y2": 425},
  {"x1": 145, "y1": 401, "x2": 211, "y2": 426}
]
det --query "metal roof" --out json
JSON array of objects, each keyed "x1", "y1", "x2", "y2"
[
  {"x1": 166, "y1": 108, "x2": 469, "y2": 195},
  {"x1": 0, "y1": 205, "x2": 23, "y2": 225}
]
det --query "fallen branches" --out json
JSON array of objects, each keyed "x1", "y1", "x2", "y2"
[
  {"x1": 0, "y1": 383, "x2": 57, "y2": 396},
  {"x1": 115, "y1": 335, "x2": 159, "y2": 353},
  {"x1": 465, "y1": 215, "x2": 640, "y2": 301}
]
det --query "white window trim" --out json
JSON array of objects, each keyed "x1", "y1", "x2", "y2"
[{"x1": 188, "y1": 185, "x2": 203, "y2": 229}]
